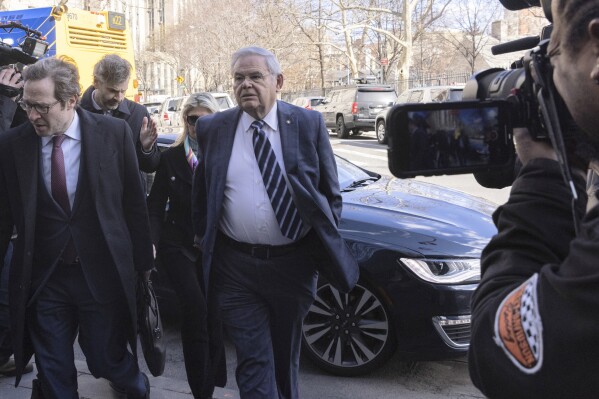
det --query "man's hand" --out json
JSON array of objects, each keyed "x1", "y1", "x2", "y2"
[
  {"x1": 140, "y1": 116, "x2": 157, "y2": 152},
  {"x1": 514, "y1": 128, "x2": 557, "y2": 165},
  {"x1": 0, "y1": 67, "x2": 23, "y2": 101}
]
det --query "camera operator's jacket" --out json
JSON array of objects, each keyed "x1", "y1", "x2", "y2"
[{"x1": 468, "y1": 158, "x2": 599, "y2": 398}]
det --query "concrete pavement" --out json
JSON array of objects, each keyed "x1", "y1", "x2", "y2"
[{"x1": 0, "y1": 358, "x2": 240, "y2": 399}]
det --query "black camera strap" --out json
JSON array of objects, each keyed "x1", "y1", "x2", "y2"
[{"x1": 534, "y1": 65, "x2": 581, "y2": 234}]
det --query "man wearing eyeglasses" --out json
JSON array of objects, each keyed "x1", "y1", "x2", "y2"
[
  {"x1": 80, "y1": 54, "x2": 160, "y2": 193},
  {"x1": 191, "y1": 46, "x2": 359, "y2": 399},
  {"x1": 0, "y1": 57, "x2": 153, "y2": 399}
]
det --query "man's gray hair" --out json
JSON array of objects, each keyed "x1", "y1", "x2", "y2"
[
  {"x1": 93, "y1": 54, "x2": 131, "y2": 85},
  {"x1": 22, "y1": 57, "x2": 81, "y2": 104},
  {"x1": 231, "y1": 46, "x2": 282, "y2": 76}
]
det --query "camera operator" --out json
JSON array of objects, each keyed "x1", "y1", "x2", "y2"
[
  {"x1": 468, "y1": 0, "x2": 599, "y2": 397},
  {"x1": 0, "y1": 64, "x2": 30, "y2": 376},
  {"x1": 0, "y1": 66, "x2": 27, "y2": 132}
]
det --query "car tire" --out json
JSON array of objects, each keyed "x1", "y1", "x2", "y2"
[
  {"x1": 337, "y1": 116, "x2": 349, "y2": 139},
  {"x1": 376, "y1": 120, "x2": 387, "y2": 144},
  {"x1": 302, "y1": 280, "x2": 397, "y2": 376}
]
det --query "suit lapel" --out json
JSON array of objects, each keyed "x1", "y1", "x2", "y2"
[
  {"x1": 13, "y1": 125, "x2": 39, "y2": 227},
  {"x1": 212, "y1": 109, "x2": 240, "y2": 213},
  {"x1": 277, "y1": 101, "x2": 299, "y2": 175},
  {"x1": 79, "y1": 109, "x2": 103, "y2": 203}
]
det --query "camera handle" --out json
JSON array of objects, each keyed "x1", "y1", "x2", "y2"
[{"x1": 533, "y1": 63, "x2": 581, "y2": 234}]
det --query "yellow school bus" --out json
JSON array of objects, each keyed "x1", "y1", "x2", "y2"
[{"x1": 0, "y1": 4, "x2": 139, "y2": 100}]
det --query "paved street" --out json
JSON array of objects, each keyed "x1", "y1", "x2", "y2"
[
  {"x1": 0, "y1": 322, "x2": 485, "y2": 399},
  {"x1": 329, "y1": 130, "x2": 511, "y2": 206}
]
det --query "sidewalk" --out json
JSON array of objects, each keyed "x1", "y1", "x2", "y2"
[{"x1": 0, "y1": 359, "x2": 240, "y2": 399}]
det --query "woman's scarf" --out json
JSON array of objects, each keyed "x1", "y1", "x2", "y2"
[{"x1": 184, "y1": 135, "x2": 198, "y2": 171}]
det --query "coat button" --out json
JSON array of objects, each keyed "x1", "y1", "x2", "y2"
[{"x1": 171, "y1": 176, "x2": 176, "y2": 181}]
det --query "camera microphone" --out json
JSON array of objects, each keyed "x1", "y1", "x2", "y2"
[{"x1": 492, "y1": 36, "x2": 540, "y2": 55}]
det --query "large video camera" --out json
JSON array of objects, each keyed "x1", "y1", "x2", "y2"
[
  {"x1": 387, "y1": 0, "x2": 584, "y2": 188},
  {"x1": 0, "y1": 21, "x2": 49, "y2": 98}
]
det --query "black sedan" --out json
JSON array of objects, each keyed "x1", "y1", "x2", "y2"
[{"x1": 153, "y1": 134, "x2": 497, "y2": 376}]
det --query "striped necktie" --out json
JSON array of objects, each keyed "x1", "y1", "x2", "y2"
[{"x1": 251, "y1": 120, "x2": 303, "y2": 240}]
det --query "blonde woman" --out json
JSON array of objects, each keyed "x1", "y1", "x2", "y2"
[{"x1": 147, "y1": 93, "x2": 226, "y2": 399}]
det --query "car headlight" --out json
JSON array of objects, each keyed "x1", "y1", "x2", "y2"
[{"x1": 399, "y1": 258, "x2": 480, "y2": 284}]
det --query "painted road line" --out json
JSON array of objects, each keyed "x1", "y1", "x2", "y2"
[{"x1": 334, "y1": 147, "x2": 388, "y2": 161}]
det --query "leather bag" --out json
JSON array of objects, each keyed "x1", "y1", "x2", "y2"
[{"x1": 137, "y1": 277, "x2": 166, "y2": 376}]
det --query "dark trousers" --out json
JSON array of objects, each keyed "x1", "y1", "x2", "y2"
[
  {"x1": 213, "y1": 237, "x2": 317, "y2": 399},
  {"x1": 0, "y1": 242, "x2": 11, "y2": 362},
  {"x1": 27, "y1": 262, "x2": 146, "y2": 399},
  {"x1": 160, "y1": 248, "x2": 225, "y2": 399}
]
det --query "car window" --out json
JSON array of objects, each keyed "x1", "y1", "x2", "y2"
[
  {"x1": 215, "y1": 97, "x2": 230, "y2": 110},
  {"x1": 356, "y1": 91, "x2": 396, "y2": 103},
  {"x1": 342, "y1": 89, "x2": 355, "y2": 102},
  {"x1": 329, "y1": 91, "x2": 340, "y2": 103},
  {"x1": 448, "y1": 89, "x2": 463, "y2": 101},
  {"x1": 310, "y1": 98, "x2": 323, "y2": 106},
  {"x1": 408, "y1": 90, "x2": 424, "y2": 102},
  {"x1": 396, "y1": 92, "x2": 410, "y2": 103},
  {"x1": 431, "y1": 89, "x2": 447, "y2": 102},
  {"x1": 167, "y1": 100, "x2": 177, "y2": 111}
]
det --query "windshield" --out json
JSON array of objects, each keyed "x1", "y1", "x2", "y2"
[{"x1": 335, "y1": 155, "x2": 373, "y2": 189}]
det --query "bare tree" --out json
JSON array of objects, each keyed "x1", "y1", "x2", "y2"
[{"x1": 441, "y1": 0, "x2": 501, "y2": 74}]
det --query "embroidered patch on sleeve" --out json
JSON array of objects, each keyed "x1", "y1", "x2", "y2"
[{"x1": 493, "y1": 273, "x2": 543, "y2": 374}]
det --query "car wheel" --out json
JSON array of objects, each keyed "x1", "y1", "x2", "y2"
[
  {"x1": 302, "y1": 281, "x2": 396, "y2": 376},
  {"x1": 337, "y1": 116, "x2": 349, "y2": 139},
  {"x1": 376, "y1": 120, "x2": 387, "y2": 144}
]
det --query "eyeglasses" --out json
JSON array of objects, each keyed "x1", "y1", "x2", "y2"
[
  {"x1": 233, "y1": 73, "x2": 271, "y2": 86},
  {"x1": 186, "y1": 115, "x2": 200, "y2": 125},
  {"x1": 19, "y1": 100, "x2": 61, "y2": 114}
]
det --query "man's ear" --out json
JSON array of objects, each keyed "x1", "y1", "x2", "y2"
[
  {"x1": 589, "y1": 19, "x2": 599, "y2": 46},
  {"x1": 275, "y1": 74, "x2": 284, "y2": 92},
  {"x1": 66, "y1": 95, "x2": 78, "y2": 110}
]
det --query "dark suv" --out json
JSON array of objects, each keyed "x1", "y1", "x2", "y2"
[{"x1": 317, "y1": 84, "x2": 396, "y2": 138}]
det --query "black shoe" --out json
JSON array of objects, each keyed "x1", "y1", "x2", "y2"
[
  {"x1": 0, "y1": 358, "x2": 34, "y2": 376},
  {"x1": 126, "y1": 372, "x2": 150, "y2": 399}
]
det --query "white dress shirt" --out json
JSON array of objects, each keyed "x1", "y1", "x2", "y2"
[
  {"x1": 220, "y1": 103, "x2": 297, "y2": 245},
  {"x1": 40, "y1": 112, "x2": 81, "y2": 209}
]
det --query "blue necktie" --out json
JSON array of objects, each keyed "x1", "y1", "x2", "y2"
[{"x1": 251, "y1": 120, "x2": 303, "y2": 240}]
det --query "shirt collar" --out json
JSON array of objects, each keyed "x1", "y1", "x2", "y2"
[
  {"x1": 241, "y1": 102, "x2": 278, "y2": 134},
  {"x1": 41, "y1": 111, "x2": 81, "y2": 147}
]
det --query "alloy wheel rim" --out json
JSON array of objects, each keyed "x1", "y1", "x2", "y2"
[{"x1": 302, "y1": 283, "x2": 390, "y2": 369}]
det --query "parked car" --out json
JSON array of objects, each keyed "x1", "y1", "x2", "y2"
[
  {"x1": 157, "y1": 92, "x2": 235, "y2": 134},
  {"x1": 152, "y1": 134, "x2": 497, "y2": 376},
  {"x1": 157, "y1": 96, "x2": 185, "y2": 131},
  {"x1": 375, "y1": 85, "x2": 464, "y2": 144},
  {"x1": 316, "y1": 84, "x2": 396, "y2": 138},
  {"x1": 141, "y1": 101, "x2": 162, "y2": 125},
  {"x1": 291, "y1": 96, "x2": 325, "y2": 110}
]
